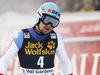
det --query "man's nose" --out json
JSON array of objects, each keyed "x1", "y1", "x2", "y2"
[{"x1": 47, "y1": 23, "x2": 52, "y2": 27}]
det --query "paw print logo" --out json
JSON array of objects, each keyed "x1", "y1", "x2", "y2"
[{"x1": 47, "y1": 41, "x2": 55, "y2": 50}]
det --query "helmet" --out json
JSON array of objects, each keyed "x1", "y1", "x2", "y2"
[{"x1": 36, "y1": 2, "x2": 61, "y2": 24}]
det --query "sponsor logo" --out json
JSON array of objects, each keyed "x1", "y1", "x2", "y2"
[
  {"x1": 47, "y1": 41, "x2": 55, "y2": 50},
  {"x1": 26, "y1": 69, "x2": 34, "y2": 73},
  {"x1": 41, "y1": 6, "x2": 60, "y2": 17},
  {"x1": 22, "y1": 69, "x2": 26, "y2": 74},
  {"x1": 35, "y1": 69, "x2": 53, "y2": 74},
  {"x1": 22, "y1": 69, "x2": 53, "y2": 74},
  {"x1": 22, "y1": 69, "x2": 25, "y2": 72},
  {"x1": 25, "y1": 41, "x2": 43, "y2": 49},
  {"x1": 52, "y1": 10, "x2": 60, "y2": 17},
  {"x1": 80, "y1": 24, "x2": 100, "y2": 33},
  {"x1": 50, "y1": 33, "x2": 56, "y2": 39},
  {"x1": 24, "y1": 41, "x2": 56, "y2": 55},
  {"x1": 47, "y1": 9, "x2": 60, "y2": 17},
  {"x1": 24, "y1": 33, "x2": 30, "y2": 38}
]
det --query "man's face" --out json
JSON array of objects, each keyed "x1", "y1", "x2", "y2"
[{"x1": 39, "y1": 21, "x2": 53, "y2": 35}]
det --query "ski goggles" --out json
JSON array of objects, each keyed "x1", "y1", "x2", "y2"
[{"x1": 41, "y1": 14, "x2": 60, "y2": 28}]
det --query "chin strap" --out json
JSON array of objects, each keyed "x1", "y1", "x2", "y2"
[
  {"x1": 33, "y1": 24, "x2": 44, "y2": 35},
  {"x1": 37, "y1": 19, "x2": 42, "y2": 32},
  {"x1": 37, "y1": 23, "x2": 42, "y2": 33}
]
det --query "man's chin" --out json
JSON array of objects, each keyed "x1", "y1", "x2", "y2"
[{"x1": 42, "y1": 32, "x2": 49, "y2": 35}]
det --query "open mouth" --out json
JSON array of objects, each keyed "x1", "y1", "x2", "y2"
[{"x1": 44, "y1": 27, "x2": 50, "y2": 31}]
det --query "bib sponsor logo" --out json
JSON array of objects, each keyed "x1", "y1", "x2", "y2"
[
  {"x1": 50, "y1": 33, "x2": 56, "y2": 39},
  {"x1": 35, "y1": 69, "x2": 53, "y2": 74},
  {"x1": 24, "y1": 41, "x2": 56, "y2": 55},
  {"x1": 22, "y1": 68, "x2": 53, "y2": 74},
  {"x1": 47, "y1": 41, "x2": 55, "y2": 50},
  {"x1": 24, "y1": 33, "x2": 30, "y2": 38}
]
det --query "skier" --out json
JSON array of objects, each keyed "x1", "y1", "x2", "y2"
[{"x1": 0, "y1": 2, "x2": 73, "y2": 75}]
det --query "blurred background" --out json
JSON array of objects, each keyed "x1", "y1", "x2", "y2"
[
  {"x1": 0, "y1": 0, "x2": 100, "y2": 14},
  {"x1": 0, "y1": 0, "x2": 100, "y2": 75}
]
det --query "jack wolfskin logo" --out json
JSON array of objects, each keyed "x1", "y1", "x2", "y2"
[
  {"x1": 24, "y1": 41, "x2": 55, "y2": 55},
  {"x1": 47, "y1": 41, "x2": 55, "y2": 50}
]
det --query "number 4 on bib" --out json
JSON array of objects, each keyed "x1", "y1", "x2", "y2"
[{"x1": 37, "y1": 56, "x2": 44, "y2": 68}]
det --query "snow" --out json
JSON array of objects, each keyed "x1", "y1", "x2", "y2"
[
  {"x1": 0, "y1": 11, "x2": 35, "y2": 27},
  {"x1": 0, "y1": 11, "x2": 100, "y2": 27}
]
